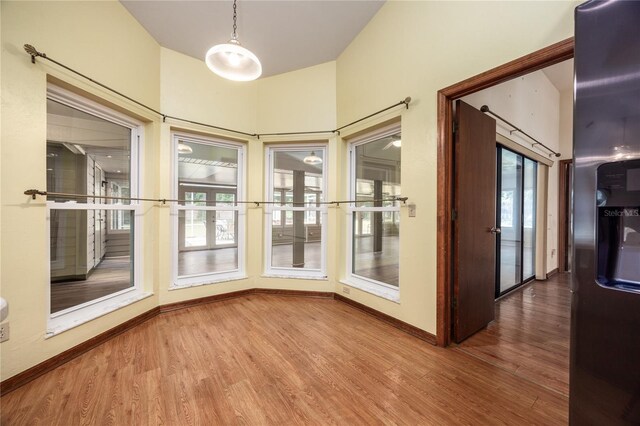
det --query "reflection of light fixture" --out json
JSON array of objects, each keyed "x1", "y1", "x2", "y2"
[
  {"x1": 614, "y1": 145, "x2": 631, "y2": 159},
  {"x1": 62, "y1": 143, "x2": 86, "y2": 155},
  {"x1": 107, "y1": 155, "x2": 113, "y2": 158},
  {"x1": 382, "y1": 136, "x2": 402, "y2": 150},
  {"x1": 178, "y1": 143, "x2": 193, "y2": 154},
  {"x1": 303, "y1": 151, "x2": 323, "y2": 165},
  {"x1": 205, "y1": 0, "x2": 262, "y2": 82},
  {"x1": 116, "y1": 170, "x2": 122, "y2": 173}
]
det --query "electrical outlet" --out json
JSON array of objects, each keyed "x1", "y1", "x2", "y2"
[
  {"x1": 342, "y1": 286, "x2": 350, "y2": 294},
  {"x1": 0, "y1": 322, "x2": 9, "y2": 343}
]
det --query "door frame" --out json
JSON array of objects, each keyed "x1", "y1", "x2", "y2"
[
  {"x1": 436, "y1": 38, "x2": 574, "y2": 347},
  {"x1": 558, "y1": 159, "x2": 573, "y2": 273}
]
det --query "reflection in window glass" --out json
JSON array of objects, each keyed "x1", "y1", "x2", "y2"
[
  {"x1": 497, "y1": 147, "x2": 537, "y2": 295},
  {"x1": 522, "y1": 158, "x2": 537, "y2": 280},
  {"x1": 47, "y1": 98, "x2": 136, "y2": 314},
  {"x1": 175, "y1": 138, "x2": 242, "y2": 280},
  {"x1": 267, "y1": 148, "x2": 325, "y2": 275},
  {"x1": 350, "y1": 132, "x2": 401, "y2": 287}
]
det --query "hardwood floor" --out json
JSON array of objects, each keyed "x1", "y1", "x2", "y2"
[
  {"x1": 455, "y1": 273, "x2": 571, "y2": 396},
  {"x1": 1, "y1": 284, "x2": 569, "y2": 425}
]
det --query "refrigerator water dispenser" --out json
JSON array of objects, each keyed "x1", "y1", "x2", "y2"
[{"x1": 597, "y1": 159, "x2": 640, "y2": 291}]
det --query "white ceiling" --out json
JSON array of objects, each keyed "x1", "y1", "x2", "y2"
[
  {"x1": 120, "y1": 0, "x2": 385, "y2": 78},
  {"x1": 543, "y1": 59, "x2": 574, "y2": 92}
]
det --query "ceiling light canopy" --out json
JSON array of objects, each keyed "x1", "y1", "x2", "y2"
[
  {"x1": 303, "y1": 151, "x2": 323, "y2": 165},
  {"x1": 205, "y1": 0, "x2": 262, "y2": 82}
]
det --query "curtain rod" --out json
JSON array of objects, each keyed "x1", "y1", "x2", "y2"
[
  {"x1": 24, "y1": 189, "x2": 408, "y2": 207},
  {"x1": 24, "y1": 44, "x2": 411, "y2": 139},
  {"x1": 480, "y1": 105, "x2": 561, "y2": 158}
]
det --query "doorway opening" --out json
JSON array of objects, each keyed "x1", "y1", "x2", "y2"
[{"x1": 436, "y1": 37, "x2": 574, "y2": 348}]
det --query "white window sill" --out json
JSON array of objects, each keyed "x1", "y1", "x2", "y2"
[
  {"x1": 170, "y1": 274, "x2": 248, "y2": 290},
  {"x1": 261, "y1": 273, "x2": 328, "y2": 281},
  {"x1": 340, "y1": 279, "x2": 400, "y2": 303},
  {"x1": 46, "y1": 291, "x2": 153, "y2": 338}
]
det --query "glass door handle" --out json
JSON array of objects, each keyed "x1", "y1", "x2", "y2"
[{"x1": 490, "y1": 227, "x2": 501, "y2": 234}]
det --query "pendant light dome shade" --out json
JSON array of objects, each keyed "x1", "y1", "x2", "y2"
[
  {"x1": 205, "y1": 0, "x2": 261, "y2": 82},
  {"x1": 205, "y1": 39, "x2": 262, "y2": 81},
  {"x1": 303, "y1": 151, "x2": 323, "y2": 165},
  {"x1": 178, "y1": 143, "x2": 193, "y2": 154}
]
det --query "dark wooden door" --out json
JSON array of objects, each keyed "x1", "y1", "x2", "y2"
[{"x1": 453, "y1": 100, "x2": 497, "y2": 343}]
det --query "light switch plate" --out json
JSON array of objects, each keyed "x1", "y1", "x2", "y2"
[{"x1": 408, "y1": 203, "x2": 416, "y2": 217}]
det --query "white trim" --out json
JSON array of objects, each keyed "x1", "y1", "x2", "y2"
[
  {"x1": 47, "y1": 85, "x2": 144, "y2": 130},
  {"x1": 340, "y1": 279, "x2": 400, "y2": 303},
  {"x1": 345, "y1": 122, "x2": 402, "y2": 145},
  {"x1": 171, "y1": 132, "x2": 247, "y2": 287},
  {"x1": 46, "y1": 292, "x2": 153, "y2": 337},
  {"x1": 169, "y1": 275, "x2": 248, "y2": 290},
  {"x1": 46, "y1": 85, "x2": 146, "y2": 335},
  {"x1": 264, "y1": 144, "x2": 328, "y2": 279},
  {"x1": 345, "y1": 124, "x2": 401, "y2": 299},
  {"x1": 261, "y1": 274, "x2": 328, "y2": 281}
]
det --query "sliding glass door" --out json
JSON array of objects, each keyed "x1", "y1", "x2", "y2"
[{"x1": 496, "y1": 146, "x2": 537, "y2": 297}]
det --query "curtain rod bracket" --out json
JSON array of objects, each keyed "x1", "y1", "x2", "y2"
[
  {"x1": 24, "y1": 189, "x2": 43, "y2": 199},
  {"x1": 24, "y1": 44, "x2": 44, "y2": 64}
]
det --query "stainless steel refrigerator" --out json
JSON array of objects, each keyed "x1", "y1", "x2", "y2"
[{"x1": 572, "y1": 1, "x2": 640, "y2": 424}]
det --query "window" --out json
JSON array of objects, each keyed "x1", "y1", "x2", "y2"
[
  {"x1": 172, "y1": 133, "x2": 246, "y2": 287},
  {"x1": 346, "y1": 125, "x2": 401, "y2": 301},
  {"x1": 47, "y1": 85, "x2": 146, "y2": 334},
  {"x1": 265, "y1": 146, "x2": 327, "y2": 278}
]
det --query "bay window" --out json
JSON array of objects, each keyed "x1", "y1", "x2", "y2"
[
  {"x1": 46, "y1": 85, "x2": 145, "y2": 334},
  {"x1": 346, "y1": 125, "x2": 401, "y2": 301},
  {"x1": 172, "y1": 133, "x2": 246, "y2": 287},
  {"x1": 265, "y1": 146, "x2": 327, "y2": 278}
]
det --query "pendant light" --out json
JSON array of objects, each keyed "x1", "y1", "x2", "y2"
[
  {"x1": 303, "y1": 151, "x2": 323, "y2": 165},
  {"x1": 205, "y1": 0, "x2": 262, "y2": 82},
  {"x1": 178, "y1": 143, "x2": 193, "y2": 154}
]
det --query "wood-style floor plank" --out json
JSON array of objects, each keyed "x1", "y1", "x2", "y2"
[
  {"x1": 454, "y1": 273, "x2": 571, "y2": 397},
  {"x1": 1, "y1": 280, "x2": 569, "y2": 425}
]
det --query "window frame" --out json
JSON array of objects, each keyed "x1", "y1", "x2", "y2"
[
  {"x1": 264, "y1": 144, "x2": 328, "y2": 279},
  {"x1": 46, "y1": 84, "x2": 148, "y2": 336},
  {"x1": 170, "y1": 132, "x2": 247, "y2": 288},
  {"x1": 345, "y1": 124, "x2": 401, "y2": 302}
]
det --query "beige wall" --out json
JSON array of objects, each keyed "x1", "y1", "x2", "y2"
[
  {"x1": 1, "y1": 0, "x2": 578, "y2": 381},
  {"x1": 559, "y1": 89, "x2": 574, "y2": 160},
  {"x1": 1, "y1": 0, "x2": 161, "y2": 381},
  {"x1": 335, "y1": 1, "x2": 577, "y2": 333}
]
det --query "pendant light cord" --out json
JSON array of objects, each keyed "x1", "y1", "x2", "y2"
[{"x1": 232, "y1": 0, "x2": 238, "y2": 40}]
